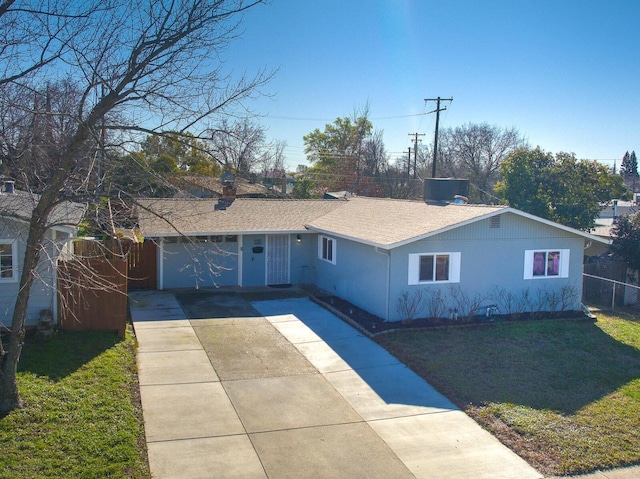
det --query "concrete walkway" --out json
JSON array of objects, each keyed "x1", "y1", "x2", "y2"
[{"x1": 130, "y1": 290, "x2": 542, "y2": 479}]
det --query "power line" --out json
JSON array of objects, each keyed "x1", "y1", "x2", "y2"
[{"x1": 264, "y1": 112, "x2": 431, "y2": 122}]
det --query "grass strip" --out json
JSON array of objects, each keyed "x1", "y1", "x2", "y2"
[
  {"x1": 376, "y1": 313, "x2": 640, "y2": 476},
  {"x1": 0, "y1": 329, "x2": 149, "y2": 479}
]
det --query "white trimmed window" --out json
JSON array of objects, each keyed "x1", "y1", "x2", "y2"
[
  {"x1": 0, "y1": 240, "x2": 18, "y2": 282},
  {"x1": 318, "y1": 235, "x2": 336, "y2": 265},
  {"x1": 524, "y1": 249, "x2": 570, "y2": 279},
  {"x1": 408, "y1": 252, "x2": 461, "y2": 285}
]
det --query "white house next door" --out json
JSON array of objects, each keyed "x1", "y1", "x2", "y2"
[{"x1": 266, "y1": 234, "x2": 290, "y2": 285}]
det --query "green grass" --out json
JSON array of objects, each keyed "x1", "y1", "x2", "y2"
[
  {"x1": 0, "y1": 329, "x2": 149, "y2": 479},
  {"x1": 376, "y1": 312, "x2": 640, "y2": 476}
]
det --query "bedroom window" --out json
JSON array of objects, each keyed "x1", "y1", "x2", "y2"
[
  {"x1": 318, "y1": 235, "x2": 336, "y2": 265},
  {"x1": 0, "y1": 240, "x2": 17, "y2": 282},
  {"x1": 524, "y1": 249, "x2": 570, "y2": 279},
  {"x1": 409, "y1": 252, "x2": 461, "y2": 285}
]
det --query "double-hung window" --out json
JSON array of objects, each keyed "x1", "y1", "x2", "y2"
[
  {"x1": 408, "y1": 252, "x2": 460, "y2": 285},
  {"x1": 0, "y1": 240, "x2": 18, "y2": 282},
  {"x1": 318, "y1": 235, "x2": 336, "y2": 265},
  {"x1": 523, "y1": 249, "x2": 570, "y2": 279}
]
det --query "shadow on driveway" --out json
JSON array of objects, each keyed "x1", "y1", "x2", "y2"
[{"x1": 174, "y1": 288, "x2": 306, "y2": 319}]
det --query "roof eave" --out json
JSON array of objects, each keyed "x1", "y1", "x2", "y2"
[
  {"x1": 142, "y1": 228, "x2": 310, "y2": 237},
  {"x1": 304, "y1": 225, "x2": 390, "y2": 249}
]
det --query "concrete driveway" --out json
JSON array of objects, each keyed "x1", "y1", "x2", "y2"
[{"x1": 130, "y1": 289, "x2": 541, "y2": 479}]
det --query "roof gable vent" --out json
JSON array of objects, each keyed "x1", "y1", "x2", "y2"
[{"x1": 490, "y1": 215, "x2": 501, "y2": 229}]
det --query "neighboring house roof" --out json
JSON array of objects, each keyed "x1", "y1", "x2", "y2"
[
  {"x1": 600, "y1": 201, "x2": 637, "y2": 219},
  {"x1": 592, "y1": 201, "x2": 638, "y2": 240},
  {"x1": 138, "y1": 196, "x2": 609, "y2": 249},
  {"x1": 173, "y1": 175, "x2": 274, "y2": 198},
  {"x1": 591, "y1": 218, "x2": 614, "y2": 239},
  {"x1": 0, "y1": 190, "x2": 85, "y2": 230}
]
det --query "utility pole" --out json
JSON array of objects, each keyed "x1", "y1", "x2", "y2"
[
  {"x1": 407, "y1": 147, "x2": 411, "y2": 177},
  {"x1": 424, "y1": 97, "x2": 453, "y2": 178},
  {"x1": 408, "y1": 132, "x2": 425, "y2": 179}
]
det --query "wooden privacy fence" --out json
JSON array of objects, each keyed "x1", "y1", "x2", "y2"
[
  {"x1": 58, "y1": 258, "x2": 128, "y2": 338},
  {"x1": 73, "y1": 238, "x2": 157, "y2": 290},
  {"x1": 127, "y1": 241, "x2": 157, "y2": 290}
]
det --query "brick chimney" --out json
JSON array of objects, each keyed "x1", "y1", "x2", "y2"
[
  {"x1": 222, "y1": 184, "x2": 236, "y2": 200},
  {"x1": 216, "y1": 173, "x2": 236, "y2": 210}
]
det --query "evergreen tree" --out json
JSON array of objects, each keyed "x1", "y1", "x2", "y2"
[
  {"x1": 620, "y1": 150, "x2": 639, "y2": 177},
  {"x1": 631, "y1": 151, "x2": 638, "y2": 176},
  {"x1": 611, "y1": 213, "x2": 640, "y2": 270}
]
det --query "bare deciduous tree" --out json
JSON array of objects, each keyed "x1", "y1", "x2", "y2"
[
  {"x1": 437, "y1": 123, "x2": 528, "y2": 203},
  {"x1": 0, "y1": 0, "x2": 271, "y2": 412},
  {"x1": 259, "y1": 138, "x2": 287, "y2": 174},
  {"x1": 210, "y1": 117, "x2": 269, "y2": 175}
]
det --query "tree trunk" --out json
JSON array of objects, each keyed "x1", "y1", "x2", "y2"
[
  {"x1": 0, "y1": 211, "x2": 48, "y2": 411},
  {"x1": 0, "y1": 310, "x2": 26, "y2": 411}
]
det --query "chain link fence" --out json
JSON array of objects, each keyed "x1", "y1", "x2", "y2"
[{"x1": 583, "y1": 272, "x2": 640, "y2": 311}]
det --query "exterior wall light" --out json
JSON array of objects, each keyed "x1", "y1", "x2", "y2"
[{"x1": 296, "y1": 234, "x2": 302, "y2": 243}]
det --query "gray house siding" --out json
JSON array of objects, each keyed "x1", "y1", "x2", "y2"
[
  {"x1": 1, "y1": 221, "x2": 61, "y2": 327},
  {"x1": 314, "y1": 236, "x2": 389, "y2": 321},
  {"x1": 289, "y1": 234, "x2": 316, "y2": 285},
  {"x1": 386, "y1": 213, "x2": 585, "y2": 321},
  {"x1": 309, "y1": 213, "x2": 587, "y2": 322}
]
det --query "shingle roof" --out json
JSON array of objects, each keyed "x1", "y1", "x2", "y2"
[
  {"x1": 0, "y1": 190, "x2": 85, "y2": 228},
  {"x1": 136, "y1": 198, "x2": 346, "y2": 236},
  {"x1": 306, "y1": 197, "x2": 506, "y2": 247},
  {"x1": 137, "y1": 196, "x2": 507, "y2": 246},
  {"x1": 173, "y1": 175, "x2": 273, "y2": 197}
]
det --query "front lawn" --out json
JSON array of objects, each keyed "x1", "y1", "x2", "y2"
[
  {"x1": 376, "y1": 311, "x2": 640, "y2": 476},
  {"x1": 0, "y1": 329, "x2": 150, "y2": 479}
]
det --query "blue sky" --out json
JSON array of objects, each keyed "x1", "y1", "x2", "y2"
[{"x1": 224, "y1": 0, "x2": 639, "y2": 170}]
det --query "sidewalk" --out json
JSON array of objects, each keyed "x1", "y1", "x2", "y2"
[{"x1": 130, "y1": 290, "x2": 542, "y2": 479}]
